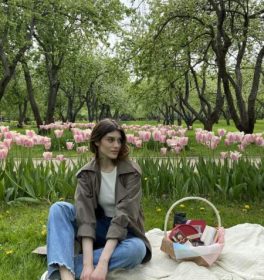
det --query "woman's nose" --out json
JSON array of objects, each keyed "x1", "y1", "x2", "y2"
[{"x1": 114, "y1": 140, "x2": 121, "y2": 147}]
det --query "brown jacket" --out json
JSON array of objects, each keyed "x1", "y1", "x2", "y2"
[{"x1": 74, "y1": 158, "x2": 152, "y2": 263}]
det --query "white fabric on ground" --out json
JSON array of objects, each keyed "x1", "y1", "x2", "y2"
[{"x1": 108, "y1": 223, "x2": 264, "y2": 280}]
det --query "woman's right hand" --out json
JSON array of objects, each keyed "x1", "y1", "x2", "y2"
[{"x1": 80, "y1": 265, "x2": 94, "y2": 280}]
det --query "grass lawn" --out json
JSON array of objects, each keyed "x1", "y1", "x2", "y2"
[{"x1": 1, "y1": 198, "x2": 264, "y2": 280}]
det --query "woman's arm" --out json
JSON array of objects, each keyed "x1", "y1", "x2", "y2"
[
  {"x1": 90, "y1": 239, "x2": 118, "y2": 280},
  {"x1": 80, "y1": 237, "x2": 94, "y2": 280}
]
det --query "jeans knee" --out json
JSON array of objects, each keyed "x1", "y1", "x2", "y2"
[
  {"x1": 49, "y1": 201, "x2": 75, "y2": 220},
  {"x1": 123, "y1": 238, "x2": 146, "y2": 267}
]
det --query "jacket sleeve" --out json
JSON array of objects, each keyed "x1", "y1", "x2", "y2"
[
  {"x1": 75, "y1": 171, "x2": 97, "y2": 240},
  {"x1": 106, "y1": 170, "x2": 142, "y2": 241}
]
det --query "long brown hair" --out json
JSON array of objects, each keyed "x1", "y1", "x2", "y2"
[{"x1": 90, "y1": 119, "x2": 129, "y2": 163}]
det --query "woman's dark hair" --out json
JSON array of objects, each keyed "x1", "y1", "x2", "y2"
[{"x1": 90, "y1": 119, "x2": 129, "y2": 163}]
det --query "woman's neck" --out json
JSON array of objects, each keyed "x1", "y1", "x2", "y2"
[{"x1": 99, "y1": 157, "x2": 116, "y2": 172}]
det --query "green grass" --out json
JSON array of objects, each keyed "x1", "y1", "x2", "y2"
[{"x1": 1, "y1": 198, "x2": 264, "y2": 280}]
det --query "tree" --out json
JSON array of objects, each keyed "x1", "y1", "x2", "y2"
[
  {"x1": 32, "y1": 0, "x2": 126, "y2": 124},
  {"x1": 0, "y1": 0, "x2": 36, "y2": 101},
  {"x1": 123, "y1": 0, "x2": 264, "y2": 131},
  {"x1": 22, "y1": 60, "x2": 43, "y2": 128}
]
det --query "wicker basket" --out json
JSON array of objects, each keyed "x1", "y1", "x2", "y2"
[{"x1": 160, "y1": 196, "x2": 225, "y2": 266}]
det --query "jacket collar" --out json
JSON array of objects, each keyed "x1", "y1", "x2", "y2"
[{"x1": 77, "y1": 157, "x2": 141, "y2": 175}]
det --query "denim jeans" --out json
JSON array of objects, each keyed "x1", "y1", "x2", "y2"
[{"x1": 47, "y1": 202, "x2": 147, "y2": 279}]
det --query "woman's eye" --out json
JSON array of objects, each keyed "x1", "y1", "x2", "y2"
[{"x1": 106, "y1": 137, "x2": 121, "y2": 144}]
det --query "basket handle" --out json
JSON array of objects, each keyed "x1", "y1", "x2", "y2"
[{"x1": 163, "y1": 196, "x2": 221, "y2": 237}]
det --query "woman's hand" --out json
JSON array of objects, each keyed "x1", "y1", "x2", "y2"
[
  {"x1": 81, "y1": 237, "x2": 94, "y2": 280},
  {"x1": 90, "y1": 261, "x2": 108, "y2": 280},
  {"x1": 80, "y1": 265, "x2": 94, "y2": 280}
]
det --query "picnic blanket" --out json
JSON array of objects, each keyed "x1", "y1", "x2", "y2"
[
  {"x1": 34, "y1": 223, "x2": 264, "y2": 279},
  {"x1": 108, "y1": 223, "x2": 264, "y2": 280}
]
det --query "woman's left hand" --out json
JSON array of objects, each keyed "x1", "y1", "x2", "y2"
[{"x1": 90, "y1": 262, "x2": 108, "y2": 280}]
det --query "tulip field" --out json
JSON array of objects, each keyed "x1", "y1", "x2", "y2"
[
  {"x1": 0, "y1": 121, "x2": 263, "y2": 204},
  {"x1": 0, "y1": 121, "x2": 264, "y2": 160}
]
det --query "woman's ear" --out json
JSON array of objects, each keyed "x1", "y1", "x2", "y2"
[{"x1": 95, "y1": 141, "x2": 100, "y2": 147}]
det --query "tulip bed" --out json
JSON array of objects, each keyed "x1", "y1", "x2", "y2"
[
  {"x1": 0, "y1": 121, "x2": 263, "y2": 203},
  {"x1": 0, "y1": 121, "x2": 263, "y2": 160}
]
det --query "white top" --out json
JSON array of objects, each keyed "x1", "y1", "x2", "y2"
[{"x1": 98, "y1": 167, "x2": 117, "y2": 217}]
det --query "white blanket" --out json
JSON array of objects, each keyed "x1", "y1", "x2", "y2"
[{"x1": 108, "y1": 223, "x2": 264, "y2": 280}]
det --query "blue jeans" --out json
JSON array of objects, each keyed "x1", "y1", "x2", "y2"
[{"x1": 47, "y1": 202, "x2": 147, "y2": 279}]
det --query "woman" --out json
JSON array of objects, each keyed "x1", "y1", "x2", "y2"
[{"x1": 41, "y1": 119, "x2": 152, "y2": 280}]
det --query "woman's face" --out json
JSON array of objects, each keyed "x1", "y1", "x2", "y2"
[{"x1": 96, "y1": 130, "x2": 122, "y2": 160}]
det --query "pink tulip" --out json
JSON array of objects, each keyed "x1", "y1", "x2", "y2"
[
  {"x1": 76, "y1": 146, "x2": 88, "y2": 153},
  {"x1": 179, "y1": 137, "x2": 188, "y2": 146},
  {"x1": 153, "y1": 130, "x2": 161, "y2": 141},
  {"x1": 23, "y1": 138, "x2": 34, "y2": 148},
  {"x1": 217, "y1": 129, "x2": 226, "y2": 137},
  {"x1": 0, "y1": 126, "x2": 9, "y2": 133},
  {"x1": 220, "y1": 152, "x2": 229, "y2": 159},
  {"x1": 205, "y1": 132, "x2": 214, "y2": 141},
  {"x1": 226, "y1": 132, "x2": 235, "y2": 143},
  {"x1": 174, "y1": 146, "x2": 182, "y2": 154},
  {"x1": 56, "y1": 154, "x2": 65, "y2": 161},
  {"x1": 166, "y1": 130, "x2": 174, "y2": 137},
  {"x1": 66, "y1": 142, "x2": 74, "y2": 150},
  {"x1": 0, "y1": 148, "x2": 8, "y2": 160},
  {"x1": 255, "y1": 136, "x2": 264, "y2": 146},
  {"x1": 160, "y1": 147, "x2": 167, "y2": 156},
  {"x1": 4, "y1": 131, "x2": 13, "y2": 139},
  {"x1": 44, "y1": 142, "x2": 52, "y2": 150},
  {"x1": 83, "y1": 129, "x2": 92, "y2": 140},
  {"x1": 126, "y1": 134, "x2": 134, "y2": 144},
  {"x1": 26, "y1": 130, "x2": 36, "y2": 138},
  {"x1": 3, "y1": 139, "x2": 12, "y2": 149},
  {"x1": 178, "y1": 128, "x2": 187, "y2": 137},
  {"x1": 229, "y1": 151, "x2": 242, "y2": 161},
  {"x1": 135, "y1": 139, "x2": 142, "y2": 148},
  {"x1": 160, "y1": 128, "x2": 167, "y2": 135},
  {"x1": 195, "y1": 131, "x2": 203, "y2": 143},
  {"x1": 138, "y1": 131, "x2": 151, "y2": 142},
  {"x1": 43, "y1": 152, "x2": 52, "y2": 160},
  {"x1": 243, "y1": 134, "x2": 254, "y2": 143},
  {"x1": 54, "y1": 129, "x2": 64, "y2": 138},
  {"x1": 74, "y1": 134, "x2": 84, "y2": 143},
  {"x1": 159, "y1": 135, "x2": 167, "y2": 143}
]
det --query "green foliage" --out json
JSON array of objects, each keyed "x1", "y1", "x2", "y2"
[
  {"x1": 1, "y1": 154, "x2": 264, "y2": 204},
  {"x1": 123, "y1": 0, "x2": 264, "y2": 130},
  {"x1": 0, "y1": 157, "x2": 85, "y2": 204},
  {"x1": 138, "y1": 157, "x2": 264, "y2": 202}
]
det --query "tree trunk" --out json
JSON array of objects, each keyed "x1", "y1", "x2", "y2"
[
  {"x1": 45, "y1": 75, "x2": 60, "y2": 124},
  {"x1": 221, "y1": 108, "x2": 231, "y2": 126},
  {"x1": 247, "y1": 45, "x2": 264, "y2": 133},
  {"x1": 0, "y1": 17, "x2": 35, "y2": 101},
  {"x1": 22, "y1": 61, "x2": 43, "y2": 128},
  {"x1": 66, "y1": 97, "x2": 74, "y2": 122},
  {"x1": 203, "y1": 121, "x2": 213, "y2": 131},
  {"x1": 17, "y1": 98, "x2": 28, "y2": 128}
]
